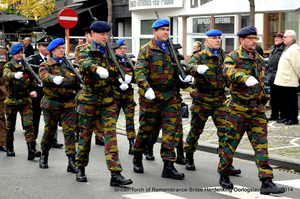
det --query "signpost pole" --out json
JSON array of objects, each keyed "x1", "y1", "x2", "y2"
[{"x1": 66, "y1": 28, "x2": 70, "y2": 55}]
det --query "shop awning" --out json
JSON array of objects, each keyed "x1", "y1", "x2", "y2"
[
  {"x1": 38, "y1": 2, "x2": 105, "y2": 29},
  {"x1": 0, "y1": 12, "x2": 37, "y2": 26},
  {"x1": 180, "y1": 0, "x2": 300, "y2": 17}
]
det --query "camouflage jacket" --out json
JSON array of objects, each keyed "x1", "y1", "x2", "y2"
[
  {"x1": 74, "y1": 43, "x2": 89, "y2": 64},
  {"x1": 3, "y1": 59, "x2": 37, "y2": 105},
  {"x1": 77, "y1": 41, "x2": 120, "y2": 106},
  {"x1": 223, "y1": 45, "x2": 266, "y2": 112},
  {"x1": 188, "y1": 46, "x2": 227, "y2": 103},
  {"x1": 39, "y1": 57, "x2": 81, "y2": 109},
  {"x1": 135, "y1": 37, "x2": 185, "y2": 101},
  {"x1": 113, "y1": 57, "x2": 135, "y2": 100}
]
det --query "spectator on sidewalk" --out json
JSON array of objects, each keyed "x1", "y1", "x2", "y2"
[
  {"x1": 266, "y1": 31, "x2": 286, "y2": 122},
  {"x1": 274, "y1": 30, "x2": 300, "y2": 125},
  {"x1": 23, "y1": 37, "x2": 34, "y2": 57},
  {"x1": 192, "y1": 41, "x2": 202, "y2": 55}
]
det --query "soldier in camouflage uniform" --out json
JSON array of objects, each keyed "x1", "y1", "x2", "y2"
[
  {"x1": 217, "y1": 26, "x2": 285, "y2": 195},
  {"x1": 75, "y1": 21, "x2": 132, "y2": 186},
  {"x1": 114, "y1": 39, "x2": 136, "y2": 154},
  {"x1": 183, "y1": 30, "x2": 240, "y2": 175},
  {"x1": 3, "y1": 43, "x2": 41, "y2": 160},
  {"x1": 73, "y1": 27, "x2": 104, "y2": 146},
  {"x1": 132, "y1": 18, "x2": 193, "y2": 179},
  {"x1": 38, "y1": 38, "x2": 80, "y2": 174}
]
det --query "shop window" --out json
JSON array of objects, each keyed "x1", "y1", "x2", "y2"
[
  {"x1": 224, "y1": 38, "x2": 234, "y2": 54},
  {"x1": 193, "y1": 17, "x2": 211, "y2": 33},
  {"x1": 191, "y1": 0, "x2": 198, "y2": 8},
  {"x1": 140, "y1": 38, "x2": 151, "y2": 48},
  {"x1": 241, "y1": 16, "x2": 250, "y2": 28},
  {"x1": 141, "y1": 20, "x2": 156, "y2": 35},
  {"x1": 214, "y1": 16, "x2": 234, "y2": 34}
]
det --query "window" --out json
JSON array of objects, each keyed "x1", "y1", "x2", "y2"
[
  {"x1": 141, "y1": 20, "x2": 156, "y2": 35},
  {"x1": 241, "y1": 16, "x2": 250, "y2": 28},
  {"x1": 214, "y1": 16, "x2": 234, "y2": 34},
  {"x1": 193, "y1": 17, "x2": 211, "y2": 33}
]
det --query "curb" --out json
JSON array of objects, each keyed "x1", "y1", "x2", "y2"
[{"x1": 117, "y1": 129, "x2": 300, "y2": 173}]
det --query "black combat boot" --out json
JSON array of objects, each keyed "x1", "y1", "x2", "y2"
[
  {"x1": 6, "y1": 141, "x2": 15, "y2": 157},
  {"x1": 229, "y1": 165, "x2": 241, "y2": 175},
  {"x1": 53, "y1": 138, "x2": 63, "y2": 148},
  {"x1": 161, "y1": 161, "x2": 185, "y2": 179},
  {"x1": 95, "y1": 137, "x2": 105, "y2": 146},
  {"x1": 133, "y1": 154, "x2": 144, "y2": 173},
  {"x1": 27, "y1": 141, "x2": 41, "y2": 160},
  {"x1": 67, "y1": 154, "x2": 78, "y2": 173},
  {"x1": 110, "y1": 171, "x2": 133, "y2": 186},
  {"x1": 39, "y1": 151, "x2": 49, "y2": 168},
  {"x1": 76, "y1": 166, "x2": 87, "y2": 182},
  {"x1": 185, "y1": 152, "x2": 195, "y2": 170},
  {"x1": 144, "y1": 142, "x2": 155, "y2": 160},
  {"x1": 260, "y1": 178, "x2": 285, "y2": 195},
  {"x1": 219, "y1": 175, "x2": 233, "y2": 189},
  {"x1": 175, "y1": 146, "x2": 186, "y2": 165},
  {"x1": 128, "y1": 138, "x2": 134, "y2": 155}
]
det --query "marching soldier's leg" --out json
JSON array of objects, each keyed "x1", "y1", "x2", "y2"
[
  {"x1": 218, "y1": 109, "x2": 248, "y2": 189},
  {"x1": 248, "y1": 112, "x2": 285, "y2": 195},
  {"x1": 4, "y1": 104, "x2": 17, "y2": 156},
  {"x1": 94, "y1": 118, "x2": 104, "y2": 146},
  {"x1": 213, "y1": 102, "x2": 241, "y2": 175},
  {"x1": 101, "y1": 102, "x2": 132, "y2": 186},
  {"x1": 76, "y1": 104, "x2": 98, "y2": 182},
  {"x1": 60, "y1": 107, "x2": 77, "y2": 173},
  {"x1": 123, "y1": 98, "x2": 136, "y2": 154},
  {"x1": 21, "y1": 104, "x2": 41, "y2": 160},
  {"x1": 160, "y1": 97, "x2": 185, "y2": 179},
  {"x1": 144, "y1": 130, "x2": 159, "y2": 161},
  {"x1": 40, "y1": 108, "x2": 60, "y2": 168},
  {"x1": 0, "y1": 100, "x2": 7, "y2": 152},
  {"x1": 175, "y1": 101, "x2": 185, "y2": 165},
  {"x1": 184, "y1": 100, "x2": 211, "y2": 170}
]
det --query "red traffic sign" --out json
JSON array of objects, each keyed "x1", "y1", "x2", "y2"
[{"x1": 57, "y1": 8, "x2": 78, "y2": 29}]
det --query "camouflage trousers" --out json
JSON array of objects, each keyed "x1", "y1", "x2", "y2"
[
  {"x1": 184, "y1": 98, "x2": 226, "y2": 153},
  {"x1": 4, "y1": 103, "x2": 35, "y2": 142},
  {"x1": 218, "y1": 108, "x2": 273, "y2": 180},
  {"x1": 132, "y1": 97, "x2": 177, "y2": 161},
  {"x1": 148, "y1": 100, "x2": 183, "y2": 148},
  {"x1": 75, "y1": 102, "x2": 122, "y2": 172},
  {"x1": 115, "y1": 95, "x2": 136, "y2": 140},
  {"x1": 40, "y1": 108, "x2": 76, "y2": 156}
]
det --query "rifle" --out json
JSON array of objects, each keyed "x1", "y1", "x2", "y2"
[
  {"x1": 3, "y1": 33, "x2": 43, "y2": 86},
  {"x1": 124, "y1": 53, "x2": 136, "y2": 83},
  {"x1": 155, "y1": 11, "x2": 187, "y2": 79},
  {"x1": 42, "y1": 30, "x2": 83, "y2": 84},
  {"x1": 202, "y1": 22, "x2": 225, "y2": 60},
  {"x1": 105, "y1": 42, "x2": 127, "y2": 81}
]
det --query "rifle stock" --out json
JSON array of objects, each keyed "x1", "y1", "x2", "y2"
[
  {"x1": 124, "y1": 53, "x2": 136, "y2": 83},
  {"x1": 2, "y1": 33, "x2": 43, "y2": 86}
]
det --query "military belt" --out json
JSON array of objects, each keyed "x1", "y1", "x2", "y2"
[
  {"x1": 83, "y1": 86, "x2": 111, "y2": 98},
  {"x1": 231, "y1": 97, "x2": 263, "y2": 108},
  {"x1": 196, "y1": 87, "x2": 224, "y2": 97},
  {"x1": 151, "y1": 85, "x2": 174, "y2": 92}
]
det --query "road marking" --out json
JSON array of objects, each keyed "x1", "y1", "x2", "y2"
[
  {"x1": 269, "y1": 137, "x2": 300, "y2": 150},
  {"x1": 123, "y1": 192, "x2": 186, "y2": 199},
  {"x1": 275, "y1": 179, "x2": 300, "y2": 189},
  {"x1": 214, "y1": 185, "x2": 292, "y2": 199}
]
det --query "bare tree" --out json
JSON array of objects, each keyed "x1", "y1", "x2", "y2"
[
  {"x1": 249, "y1": 0, "x2": 255, "y2": 26},
  {"x1": 106, "y1": 0, "x2": 112, "y2": 43}
]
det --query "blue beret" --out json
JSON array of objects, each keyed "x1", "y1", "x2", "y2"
[
  {"x1": 151, "y1": 18, "x2": 169, "y2": 29},
  {"x1": 47, "y1": 38, "x2": 64, "y2": 51},
  {"x1": 10, "y1": 43, "x2": 23, "y2": 55},
  {"x1": 206, "y1": 29, "x2": 222, "y2": 36},
  {"x1": 90, "y1": 21, "x2": 111, "y2": 33},
  {"x1": 237, "y1": 26, "x2": 257, "y2": 37},
  {"x1": 116, "y1": 39, "x2": 125, "y2": 46}
]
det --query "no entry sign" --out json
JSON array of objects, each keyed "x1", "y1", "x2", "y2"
[{"x1": 57, "y1": 8, "x2": 78, "y2": 29}]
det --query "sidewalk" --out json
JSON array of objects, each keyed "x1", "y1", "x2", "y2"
[{"x1": 116, "y1": 85, "x2": 300, "y2": 173}]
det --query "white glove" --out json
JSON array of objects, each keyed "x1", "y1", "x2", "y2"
[
  {"x1": 80, "y1": 84, "x2": 83, "y2": 88},
  {"x1": 119, "y1": 83, "x2": 129, "y2": 91},
  {"x1": 145, "y1": 88, "x2": 155, "y2": 100},
  {"x1": 118, "y1": 74, "x2": 132, "y2": 84},
  {"x1": 245, "y1": 76, "x2": 258, "y2": 86},
  {"x1": 15, "y1": 71, "x2": 23, "y2": 79},
  {"x1": 179, "y1": 74, "x2": 193, "y2": 84},
  {"x1": 196, "y1": 65, "x2": 209, "y2": 74},
  {"x1": 53, "y1": 76, "x2": 64, "y2": 85},
  {"x1": 96, "y1": 67, "x2": 109, "y2": 79}
]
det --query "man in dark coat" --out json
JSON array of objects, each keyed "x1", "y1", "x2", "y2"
[
  {"x1": 24, "y1": 37, "x2": 34, "y2": 57},
  {"x1": 266, "y1": 31, "x2": 286, "y2": 121}
]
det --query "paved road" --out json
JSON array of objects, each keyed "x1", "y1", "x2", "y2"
[{"x1": 0, "y1": 115, "x2": 300, "y2": 199}]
